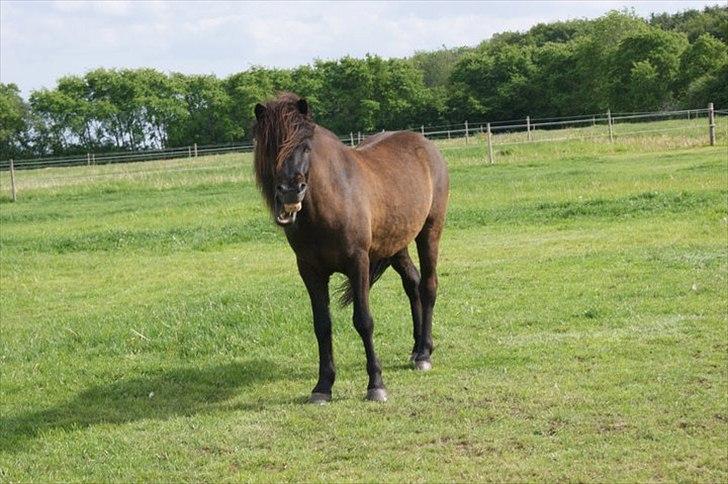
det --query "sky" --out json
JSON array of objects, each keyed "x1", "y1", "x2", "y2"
[{"x1": 0, "y1": 0, "x2": 720, "y2": 96}]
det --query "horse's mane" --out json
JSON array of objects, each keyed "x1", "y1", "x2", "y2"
[{"x1": 253, "y1": 92, "x2": 315, "y2": 210}]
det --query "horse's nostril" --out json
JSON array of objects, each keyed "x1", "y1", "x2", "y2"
[{"x1": 298, "y1": 183, "x2": 307, "y2": 192}]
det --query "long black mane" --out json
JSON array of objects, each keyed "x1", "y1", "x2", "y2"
[{"x1": 253, "y1": 92, "x2": 315, "y2": 210}]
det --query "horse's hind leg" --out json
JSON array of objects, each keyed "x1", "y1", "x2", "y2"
[
  {"x1": 391, "y1": 248, "x2": 423, "y2": 362},
  {"x1": 413, "y1": 220, "x2": 443, "y2": 371}
]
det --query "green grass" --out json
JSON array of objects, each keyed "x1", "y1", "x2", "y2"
[{"x1": 1, "y1": 118, "x2": 727, "y2": 481}]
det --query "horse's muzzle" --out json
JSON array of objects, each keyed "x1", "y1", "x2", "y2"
[{"x1": 274, "y1": 185, "x2": 306, "y2": 226}]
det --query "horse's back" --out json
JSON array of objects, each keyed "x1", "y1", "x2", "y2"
[
  {"x1": 355, "y1": 131, "x2": 400, "y2": 149},
  {"x1": 358, "y1": 130, "x2": 445, "y2": 175}
]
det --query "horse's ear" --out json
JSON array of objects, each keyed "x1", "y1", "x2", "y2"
[
  {"x1": 297, "y1": 98, "x2": 309, "y2": 116},
  {"x1": 254, "y1": 103, "x2": 266, "y2": 121}
]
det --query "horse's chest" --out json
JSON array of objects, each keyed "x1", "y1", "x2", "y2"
[{"x1": 285, "y1": 226, "x2": 349, "y2": 272}]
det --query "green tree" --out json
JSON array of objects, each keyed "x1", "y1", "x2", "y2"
[
  {"x1": 650, "y1": 5, "x2": 728, "y2": 43},
  {"x1": 529, "y1": 41, "x2": 580, "y2": 116},
  {"x1": 569, "y1": 11, "x2": 650, "y2": 113},
  {"x1": 313, "y1": 55, "x2": 430, "y2": 133},
  {"x1": 169, "y1": 74, "x2": 234, "y2": 146},
  {"x1": 134, "y1": 69, "x2": 188, "y2": 148},
  {"x1": 609, "y1": 28, "x2": 688, "y2": 110},
  {"x1": 372, "y1": 57, "x2": 434, "y2": 129},
  {"x1": 0, "y1": 83, "x2": 30, "y2": 159},
  {"x1": 289, "y1": 65, "x2": 323, "y2": 117},
  {"x1": 448, "y1": 43, "x2": 535, "y2": 121},
  {"x1": 524, "y1": 19, "x2": 590, "y2": 46},
  {"x1": 676, "y1": 33, "x2": 728, "y2": 95},
  {"x1": 408, "y1": 46, "x2": 470, "y2": 88},
  {"x1": 315, "y1": 56, "x2": 379, "y2": 133},
  {"x1": 29, "y1": 88, "x2": 81, "y2": 153},
  {"x1": 225, "y1": 67, "x2": 293, "y2": 140},
  {"x1": 83, "y1": 68, "x2": 147, "y2": 149},
  {"x1": 684, "y1": 59, "x2": 728, "y2": 108}
]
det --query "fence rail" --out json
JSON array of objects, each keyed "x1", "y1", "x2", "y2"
[
  {"x1": 1, "y1": 105, "x2": 722, "y2": 173},
  {"x1": 2, "y1": 142, "x2": 255, "y2": 171}
]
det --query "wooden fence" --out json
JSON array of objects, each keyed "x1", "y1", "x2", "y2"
[{"x1": 2, "y1": 104, "x2": 725, "y2": 202}]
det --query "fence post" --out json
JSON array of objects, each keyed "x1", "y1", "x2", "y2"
[
  {"x1": 592, "y1": 116, "x2": 596, "y2": 126},
  {"x1": 193, "y1": 143, "x2": 198, "y2": 157},
  {"x1": 9, "y1": 158, "x2": 17, "y2": 202},
  {"x1": 188, "y1": 146, "x2": 192, "y2": 158},
  {"x1": 526, "y1": 116, "x2": 532, "y2": 141},
  {"x1": 607, "y1": 109, "x2": 614, "y2": 143},
  {"x1": 465, "y1": 120, "x2": 469, "y2": 144},
  {"x1": 350, "y1": 132, "x2": 354, "y2": 146},
  {"x1": 486, "y1": 123, "x2": 494, "y2": 164},
  {"x1": 708, "y1": 102, "x2": 716, "y2": 146},
  {"x1": 687, "y1": 109, "x2": 690, "y2": 120},
  {"x1": 87, "y1": 153, "x2": 91, "y2": 166},
  {"x1": 358, "y1": 132, "x2": 361, "y2": 143},
  {"x1": 447, "y1": 129, "x2": 451, "y2": 140},
  {"x1": 420, "y1": 125, "x2": 424, "y2": 135}
]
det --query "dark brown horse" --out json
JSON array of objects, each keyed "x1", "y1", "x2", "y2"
[{"x1": 253, "y1": 93, "x2": 448, "y2": 403}]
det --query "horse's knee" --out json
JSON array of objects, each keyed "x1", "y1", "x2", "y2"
[
  {"x1": 419, "y1": 275, "x2": 438, "y2": 302},
  {"x1": 353, "y1": 313, "x2": 373, "y2": 335}
]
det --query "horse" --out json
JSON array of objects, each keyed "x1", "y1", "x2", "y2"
[{"x1": 253, "y1": 92, "x2": 449, "y2": 403}]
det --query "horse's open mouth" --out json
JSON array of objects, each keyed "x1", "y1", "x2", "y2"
[{"x1": 276, "y1": 202, "x2": 302, "y2": 225}]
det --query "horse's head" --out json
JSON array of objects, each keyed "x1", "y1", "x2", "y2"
[
  {"x1": 253, "y1": 94, "x2": 314, "y2": 226},
  {"x1": 271, "y1": 136, "x2": 310, "y2": 225}
]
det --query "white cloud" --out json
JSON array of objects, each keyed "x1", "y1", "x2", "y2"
[
  {"x1": 52, "y1": 0, "x2": 132, "y2": 16},
  {"x1": 93, "y1": 1, "x2": 132, "y2": 17},
  {"x1": 51, "y1": 0, "x2": 86, "y2": 12}
]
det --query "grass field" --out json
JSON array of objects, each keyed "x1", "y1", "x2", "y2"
[{"x1": 1, "y1": 118, "x2": 727, "y2": 481}]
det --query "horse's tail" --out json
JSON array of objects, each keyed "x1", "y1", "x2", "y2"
[{"x1": 337, "y1": 258, "x2": 391, "y2": 307}]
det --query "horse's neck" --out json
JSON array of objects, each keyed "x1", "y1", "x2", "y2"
[
  {"x1": 305, "y1": 130, "x2": 351, "y2": 220},
  {"x1": 312, "y1": 127, "x2": 349, "y2": 170}
]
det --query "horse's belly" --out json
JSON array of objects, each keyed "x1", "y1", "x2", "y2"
[{"x1": 369, "y1": 203, "x2": 429, "y2": 259}]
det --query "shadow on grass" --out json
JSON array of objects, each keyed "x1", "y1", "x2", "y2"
[
  {"x1": 1, "y1": 359, "x2": 299, "y2": 454},
  {"x1": 386, "y1": 362, "x2": 417, "y2": 372}
]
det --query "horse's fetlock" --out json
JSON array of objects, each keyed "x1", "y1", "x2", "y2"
[{"x1": 326, "y1": 368, "x2": 336, "y2": 382}]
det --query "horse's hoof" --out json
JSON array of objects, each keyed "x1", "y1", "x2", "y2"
[
  {"x1": 308, "y1": 392, "x2": 331, "y2": 404},
  {"x1": 413, "y1": 359, "x2": 432, "y2": 371},
  {"x1": 366, "y1": 388, "x2": 388, "y2": 402}
]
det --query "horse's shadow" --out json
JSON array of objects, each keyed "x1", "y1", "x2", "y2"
[{"x1": 1, "y1": 359, "x2": 300, "y2": 454}]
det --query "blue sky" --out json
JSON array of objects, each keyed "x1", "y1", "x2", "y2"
[{"x1": 0, "y1": 1, "x2": 719, "y2": 96}]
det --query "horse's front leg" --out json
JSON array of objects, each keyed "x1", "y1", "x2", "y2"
[
  {"x1": 349, "y1": 253, "x2": 387, "y2": 401},
  {"x1": 297, "y1": 260, "x2": 335, "y2": 404}
]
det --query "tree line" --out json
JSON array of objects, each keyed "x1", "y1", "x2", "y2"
[{"x1": 1, "y1": 6, "x2": 726, "y2": 160}]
